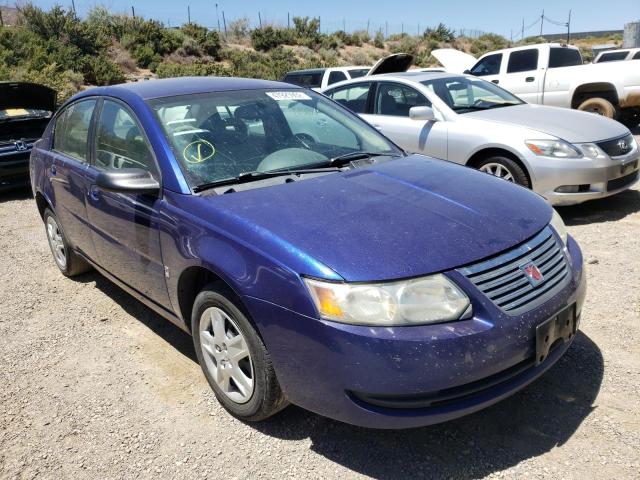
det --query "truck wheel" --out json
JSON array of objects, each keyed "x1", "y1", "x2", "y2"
[
  {"x1": 577, "y1": 97, "x2": 616, "y2": 118},
  {"x1": 476, "y1": 156, "x2": 530, "y2": 188},
  {"x1": 192, "y1": 284, "x2": 288, "y2": 421},
  {"x1": 43, "y1": 208, "x2": 92, "y2": 277}
]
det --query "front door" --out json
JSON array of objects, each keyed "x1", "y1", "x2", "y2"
[
  {"x1": 500, "y1": 48, "x2": 541, "y2": 104},
  {"x1": 361, "y1": 81, "x2": 448, "y2": 159},
  {"x1": 84, "y1": 98, "x2": 169, "y2": 307}
]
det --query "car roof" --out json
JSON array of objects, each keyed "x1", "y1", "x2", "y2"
[
  {"x1": 284, "y1": 68, "x2": 326, "y2": 75},
  {"x1": 325, "y1": 71, "x2": 461, "y2": 89},
  {"x1": 72, "y1": 77, "x2": 299, "y2": 102}
]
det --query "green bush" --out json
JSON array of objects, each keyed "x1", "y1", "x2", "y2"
[
  {"x1": 156, "y1": 60, "x2": 230, "y2": 78},
  {"x1": 470, "y1": 33, "x2": 508, "y2": 56},
  {"x1": 181, "y1": 23, "x2": 221, "y2": 58},
  {"x1": 423, "y1": 23, "x2": 456, "y2": 43},
  {"x1": 251, "y1": 26, "x2": 293, "y2": 51},
  {"x1": 82, "y1": 55, "x2": 125, "y2": 85},
  {"x1": 374, "y1": 30, "x2": 385, "y2": 49}
]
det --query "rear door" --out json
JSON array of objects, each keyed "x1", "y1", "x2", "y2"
[
  {"x1": 500, "y1": 48, "x2": 541, "y2": 103},
  {"x1": 49, "y1": 98, "x2": 98, "y2": 259},
  {"x1": 362, "y1": 81, "x2": 448, "y2": 159},
  {"x1": 84, "y1": 98, "x2": 169, "y2": 307}
]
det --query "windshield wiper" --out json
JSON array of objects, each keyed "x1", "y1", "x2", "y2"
[
  {"x1": 193, "y1": 167, "x2": 341, "y2": 192},
  {"x1": 326, "y1": 151, "x2": 402, "y2": 167}
]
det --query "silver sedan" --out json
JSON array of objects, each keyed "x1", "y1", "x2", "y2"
[{"x1": 321, "y1": 72, "x2": 639, "y2": 205}]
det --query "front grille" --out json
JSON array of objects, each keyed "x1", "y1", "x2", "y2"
[
  {"x1": 607, "y1": 171, "x2": 639, "y2": 191},
  {"x1": 597, "y1": 133, "x2": 635, "y2": 157},
  {"x1": 458, "y1": 227, "x2": 570, "y2": 315}
]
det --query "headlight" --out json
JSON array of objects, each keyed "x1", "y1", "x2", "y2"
[
  {"x1": 578, "y1": 143, "x2": 606, "y2": 159},
  {"x1": 525, "y1": 139, "x2": 582, "y2": 158},
  {"x1": 303, "y1": 275, "x2": 471, "y2": 326},
  {"x1": 550, "y1": 209, "x2": 568, "y2": 245}
]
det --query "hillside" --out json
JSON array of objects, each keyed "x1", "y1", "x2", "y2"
[{"x1": 0, "y1": 4, "x2": 625, "y2": 101}]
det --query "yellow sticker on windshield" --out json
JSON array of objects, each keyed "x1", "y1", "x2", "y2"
[{"x1": 183, "y1": 139, "x2": 215, "y2": 164}]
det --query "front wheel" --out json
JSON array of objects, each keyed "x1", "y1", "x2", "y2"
[
  {"x1": 192, "y1": 285, "x2": 288, "y2": 421},
  {"x1": 476, "y1": 156, "x2": 530, "y2": 188}
]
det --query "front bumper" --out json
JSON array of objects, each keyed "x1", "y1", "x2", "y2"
[
  {"x1": 245, "y1": 236, "x2": 586, "y2": 429},
  {"x1": 530, "y1": 148, "x2": 639, "y2": 206}
]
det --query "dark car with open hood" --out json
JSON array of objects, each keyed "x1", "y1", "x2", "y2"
[{"x1": 0, "y1": 82, "x2": 56, "y2": 191}]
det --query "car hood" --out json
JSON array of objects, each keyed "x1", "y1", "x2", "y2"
[
  {"x1": 432, "y1": 48, "x2": 477, "y2": 73},
  {"x1": 465, "y1": 104, "x2": 629, "y2": 143},
  {"x1": 196, "y1": 156, "x2": 552, "y2": 282},
  {"x1": 0, "y1": 82, "x2": 57, "y2": 112}
]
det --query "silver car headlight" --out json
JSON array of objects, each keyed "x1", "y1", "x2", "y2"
[
  {"x1": 550, "y1": 209, "x2": 568, "y2": 245},
  {"x1": 525, "y1": 139, "x2": 582, "y2": 158},
  {"x1": 303, "y1": 275, "x2": 471, "y2": 326},
  {"x1": 578, "y1": 143, "x2": 606, "y2": 159}
]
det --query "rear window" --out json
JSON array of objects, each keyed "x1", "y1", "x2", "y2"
[
  {"x1": 548, "y1": 48, "x2": 582, "y2": 68},
  {"x1": 634, "y1": 51, "x2": 640, "y2": 60},
  {"x1": 598, "y1": 51, "x2": 630, "y2": 62},
  {"x1": 282, "y1": 72, "x2": 323, "y2": 88}
]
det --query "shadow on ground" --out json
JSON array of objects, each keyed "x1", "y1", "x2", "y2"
[
  {"x1": 0, "y1": 186, "x2": 32, "y2": 204},
  {"x1": 78, "y1": 270, "x2": 603, "y2": 480},
  {"x1": 558, "y1": 187, "x2": 640, "y2": 226}
]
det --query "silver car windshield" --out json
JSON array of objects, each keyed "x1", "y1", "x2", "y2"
[
  {"x1": 421, "y1": 76, "x2": 524, "y2": 114},
  {"x1": 149, "y1": 89, "x2": 399, "y2": 187}
]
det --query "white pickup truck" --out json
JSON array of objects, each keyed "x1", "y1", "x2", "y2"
[{"x1": 433, "y1": 43, "x2": 640, "y2": 127}]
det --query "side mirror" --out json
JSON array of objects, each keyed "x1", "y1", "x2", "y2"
[
  {"x1": 409, "y1": 106, "x2": 437, "y2": 122},
  {"x1": 95, "y1": 168, "x2": 160, "y2": 195},
  {"x1": 463, "y1": 69, "x2": 471, "y2": 74}
]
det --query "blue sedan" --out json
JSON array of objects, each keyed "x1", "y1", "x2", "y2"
[{"x1": 30, "y1": 77, "x2": 586, "y2": 428}]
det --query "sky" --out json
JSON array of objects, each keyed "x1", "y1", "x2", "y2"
[{"x1": 28, "y1": 0, "x2": 640, "y2": 39}]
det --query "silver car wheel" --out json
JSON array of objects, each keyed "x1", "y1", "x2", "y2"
[
  {"x1": 479, "y1": 163, "x2": 515, "y2": 182},
  {"x1": 198, "y1": 307, "x2": 254, "y2": 404},
  {"x1": 46, "y1": 216, "x2": 67, "y2": 270}
]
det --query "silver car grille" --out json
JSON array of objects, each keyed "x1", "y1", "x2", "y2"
[{"x1": 457, "y1": 227, "x2": 570, "y2": 315}]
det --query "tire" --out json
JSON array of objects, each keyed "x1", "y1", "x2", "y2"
[
  {"x1": 577, "y1": 97, "x2": 616, "y2": 119},
  {"x1": 192, "y1": 284, "x2": 288, "y2": 421},
  {"x1": 43, "y1": 208, "x2": 92, "y2": 277},
  {"x1": 476, "y1": 156, "x2": 530, "y2": 188}
]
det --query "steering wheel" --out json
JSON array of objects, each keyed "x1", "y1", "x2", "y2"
[
  {"x1": 292, "y1": 133, "x2": 316, "y2": 150},
  {"x1": 256, "y1": 148, "x2": 327, "y2": 172}
]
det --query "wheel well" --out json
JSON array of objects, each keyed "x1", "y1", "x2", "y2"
[
  {"x1": 466, "y1": 148, "x2": 531, "y2": 186},
  {"x1": 176, "y1": 266, "x2": 246, "y2": 333},
  {"x1": 35, "y1": 192, "x2": 50, "y2": 220},
  {"x1": 571, "y1": 83, "x2": 619, "y2": 109}
]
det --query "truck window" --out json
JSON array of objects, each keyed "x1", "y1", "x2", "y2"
[
  {"x1": 283, "y1": 72, "x2": 323, "y2": 88},
  {"x1": 548, "y1": 48, "x2": 582, "y2": 68},
  {"x1": 470, "y1": 54, "x2": 502, "y2": 76},
  {"x1": 634, "y1": 51, "x2": 640, "y2": 60},
  {"x1": 598, "y1": 51, "x2": 629, "y2": 62},
  {"x1": 507, "y1": 49, "x2": 539, "y2": 73},
  {"x1": 328, "y1": 71, "x2": 348, "y2": 85}
]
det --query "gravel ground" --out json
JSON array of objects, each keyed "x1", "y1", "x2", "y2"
[{"x1": 1, "y1": 134, "x2": 639, "y2": 479}]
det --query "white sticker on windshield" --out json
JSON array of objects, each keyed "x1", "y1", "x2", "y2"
[{"x1": 265, "y1": 91, "x2": 312, "y2": 101}]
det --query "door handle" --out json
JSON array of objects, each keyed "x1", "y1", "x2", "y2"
[
  {"x1": 526, "y1": 77, "x2": 535, "y2": 82},
  {"x1": 491, "y1": 79, "x2": 499, "y2": 84},
  {"x1": 89, "y1": 185, "x2": 100, "y2": 201}
]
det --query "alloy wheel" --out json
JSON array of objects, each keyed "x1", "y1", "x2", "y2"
[
  {"x1": 198, "y1": 307, "x2": 254, "y2": 404},
  {"x1": 479, "y1": 162, "x2": 515, "y2": 182},
  {"x1": 46, "y1": 216, "x2": 67, "y2": 269}
]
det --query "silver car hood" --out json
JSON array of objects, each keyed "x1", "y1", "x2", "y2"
[{"x1": 465, "y1": 104, "x2": 629, "y2": 143}]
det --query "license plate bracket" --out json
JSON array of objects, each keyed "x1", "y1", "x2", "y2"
[{"x1": 535, "y1": 304, "x2": 576, "y2": 365}]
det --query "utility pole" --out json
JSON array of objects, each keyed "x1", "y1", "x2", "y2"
[
  {"x1": 71, "y1": 0, "x2": 76, "y2": 16},
  {"x1": 343, "y1": 19, "x2": 345, "y2": 32},
  {"x1": 287, "y1": 12, "x2": 290, "y2": 29},
  {"x1": 540, "y1": 9, "x2": 544, "y2": 37},
  {"x1": 187, "y1": 6, "x2": 191, "y2": 24},
  {"x1": 418, "y1": 22, "x2": 420, "y2": 36},
  {"x1": 567, "y1": 10, "x2": 571, "y2": 43},
  {"x1": 366, "y1": 19, "x2": 370, "y2": 35},
  {"x1": 385, "y1": 21, "x2": 388, "y2": 38},
  {"x1": 215, "y1": 3, "x2": 221, "y2": 32},
  {"x1": 222, "y1": 11, "x2": 227, "y2": 38},
  {"x1": 401, "y1": 22, "x2": 404, "y2": 36},
  {"x1": 521, "y1": 18, "x2": 524, "y2": 42},
  {"x1": 258, "y1": 12, "x2": 262, "y2": 28},
  {"x1": 131, "y1": 6, "x2": 135, "y2": 18},
  {"x1": 510, "y1": 29, "x2": 513, "y2": 45}
]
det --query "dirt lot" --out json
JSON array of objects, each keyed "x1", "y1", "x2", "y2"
[{"x1": 1, "y1": 136, "x2": 639, "y2": 479}]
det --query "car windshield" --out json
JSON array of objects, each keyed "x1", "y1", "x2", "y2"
[
  {"x1": 149, "y1": 88, "x2": 400, "y2": 188},
  {"x1": 421, "y1": 76, "x2": 524, "y2": 114}
]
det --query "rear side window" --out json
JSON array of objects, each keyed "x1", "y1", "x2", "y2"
[
  {"x1": 283, "y1": 72, "x2": 323, "y2": 88},
  {"x1": 326, "y1": 83, "x2": 372, "y2": 114},
  {"x1": 374, "y1": 82, "x2": 431, "y2": 117},
  {"x1": 348, "y1": 68, "x2": 370, "y2": 78},
  {"x1": 53, "y1": 99, "x2": 97, "y2": 163},
  {"x1": 470, "y1": 53, "x2": 502, "y2": 76},
  {"x1": 549, "y1": 48, "x2": 582, "y2": 68},
  {"x1": 633, "y1": 51, "x2": 640, "y2": 60},
  {"x1": 328, "y1": 71, "x2": 348, "y2": 85},
  {"x1": 507, "y1": 49, "x2": 539, "y2": 73},
  {"x1": 94, "y1": 100, "x2": 155, "y2": 174},
  {"x1": 598, "y1": 51, "x2": 629, "y2": 62}
]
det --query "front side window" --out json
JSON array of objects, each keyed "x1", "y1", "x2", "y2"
[
  {"x1": 374, "y1": 83, "x2": 430, "y2": 117},
  {"x1": 507, "y1": 49, "x2": 539, "y2": 73},
  {"x1": 633, "y1": 51, "x2": 640, "y2": 60},
  {"x1": 149, "y1": 89, "x2": 399, "y2": 188},
  {"x1": 325, "y1": 83, "x2": 371, "y2": 113},
  {"x1": 53, "y1": 99, "x2": 97, "y2": 162},
  {"x1": 421, "y1": 76, "x2": 523, "y2": 114},
  {"x1": 327, "y1": 71, "x2": 348, "y2": 85},
  {"x1": 549, "y1": 48, "x2": 582, "y2": 68},
  {"x1": 470, "y1": 53, "x2": 502, "y2": 76},
  {"x1": 94, "y1": 100, "x2": 156, "y2": 173}
]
